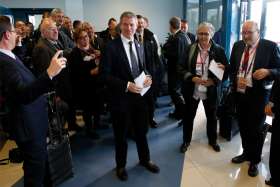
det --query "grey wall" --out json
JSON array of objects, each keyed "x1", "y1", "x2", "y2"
[
  {"x1": 0, "y1": 0, "x2": 65, "y2": 9},
  {"x1": 0, "y1": 0, "x2": 183, "y2": 43},
  {"x1": 83, "y1": 0, "x2": 182, "y2": 43}
]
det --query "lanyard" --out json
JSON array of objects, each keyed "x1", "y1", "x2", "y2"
[
  {"x1": 199, "y1": 51, "x2": 208, "y2": 76},
  {"x1": 239, "y1": 45, "x2": 257, "y2": 78}
]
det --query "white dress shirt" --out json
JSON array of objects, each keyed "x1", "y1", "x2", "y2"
[
  {"x1": 121, "y1": 34, "x2": 139, "y2": 70},
  {"x1": 0, "y1": 48, "x2": 16, "y2": 60}
]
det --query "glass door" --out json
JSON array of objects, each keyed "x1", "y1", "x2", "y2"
[
  {"x1": 203, "y1": 0, "x2": 223, "y2": 31},
  {"x1": 263, "y1": 0, "x2": 280, "y2": 44},
  {"x1": 186, "y1": 0, "x2": 200, "y2": 34}
]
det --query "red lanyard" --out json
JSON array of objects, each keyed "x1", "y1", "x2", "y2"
[
  {"x1": 240, "y1": 45, "x2": 257, "y2": 77},
  {"x1": 199, "y1": 51, "x2": 208, "y2": 76}
]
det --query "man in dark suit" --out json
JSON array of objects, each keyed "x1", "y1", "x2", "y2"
[
  {"x1": 32, "y1": 18, "x2": 74, "y2": 129},
  {"x1": 136, "y1": 14, "x2": 161, "y2": 128},
  {"x1": 50, "y1": 8, "x2": 75, "y2": 49},
  {"x1": 230, "y1": 20, "x2": 280, "y2": 177},
  {"x1": 163, "y1": 17, "x2": 191, "y2": 120},
  {"x1": 0, "y1": 15, "x2": 66, "y2": 187},
  {"x1": 61, "y1": 16, "x2": 73, "y2": 41},
  {"x1": 181, "y1": 19, "x2": 196, "y2": 44},
  {"x1": 99, "y1": 17, "x2": 119, "y2": 46},
  {"x1": 101, "y1": 11, "x2": 160, "y2": 181}
]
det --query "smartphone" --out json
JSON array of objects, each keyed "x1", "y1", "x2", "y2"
[{"x1": 58, "y1": 51, "x2": 63, "y2": 58}]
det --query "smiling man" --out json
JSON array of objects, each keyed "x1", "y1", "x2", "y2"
[
  {"x1": 230, "y1": 20, "x2": 280, "y2": 177},
  {"x1": 101, "y1": 11, "x2": 160, "y2": 181}
]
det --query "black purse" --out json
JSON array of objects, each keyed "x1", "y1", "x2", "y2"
[{"x1": 44, "y1": 92, "x2": 74, "y2": 187}]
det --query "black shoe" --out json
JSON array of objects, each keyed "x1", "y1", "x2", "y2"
[
  {"x1": 231, "y1": 154, "x2": 248, "y2": 164},
  {"x1": 209, "y1": 143, "x2": 221, "y2": 152},
  {"x1": 248, "y1": 163, "x2": 259, "y2": 177},
  {"x1": 180, "y1": 142, "x2": 189, "y2": 153},
  {"x1": 265, "y1": 178, "x2": 274, "y2": 186},
  {"x1": 139, "y1": 161, "x2": 160, "y2": 173},
  {"x1": 150, "y1": 120, "x2": 158, "y2": 128},
  {"x1": 116, "y1": 167, "x2": 128, "y2": 181}
]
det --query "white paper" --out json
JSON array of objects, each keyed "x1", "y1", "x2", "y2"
[
  {"x1": 134, "y1": 71, "x2": 150, "y2": 96},
  {"x1": 209, "y1": 60, "x2": 224, "y2": 80}
]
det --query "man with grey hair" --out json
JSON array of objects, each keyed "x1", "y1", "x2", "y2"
[
  {"x1": 102, "y1": 11, "x2": 160, "y2": 181},
  {"x1": 50, "y1": 8, "x2": 74, "y2": 49},
  {"x1": 230, "y1": 20, "x2": 280, "y2": 177},
  {"x1": 50, "y1": 8, "x2": 64, "y2": 28},
  {"x1": 163, "y1": 16, "x2": 190, "y2": 121}
]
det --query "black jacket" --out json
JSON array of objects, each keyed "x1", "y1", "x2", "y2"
[
  {"x1": 101, "y1": 37, "x2": 149, "y2": 111},
  {"x1": 177, "y1": 40, "x2": 229, "y2": 104},
  {"x1": 229, "y1": 39, "x2": 280, "y2": 93},
  {"x1": 0, "y1": 52, "x2": 52, "y2": 142}
]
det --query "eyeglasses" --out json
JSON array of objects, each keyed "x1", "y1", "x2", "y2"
[
  {"x1": 197, "y1": 32, "x2": 210, "y2": 36},
  {"x1": 241, "y1": 30, "x2": 257, "y2": 35}
]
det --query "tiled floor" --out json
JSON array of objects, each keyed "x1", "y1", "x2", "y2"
[
  {"x1": 0, "y1": 98, "x2": 272, "y2": 187},
  {"x1": 180, "y1": 102, "x2": 272, "y2": 187}
]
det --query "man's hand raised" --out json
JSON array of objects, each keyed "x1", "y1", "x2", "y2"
[{"x1": 47, "y1": 50, "x2": 67, "y2": 79}]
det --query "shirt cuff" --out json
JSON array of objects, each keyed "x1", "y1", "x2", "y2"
[{"x1": 126, "y1": 82, "x2": 130, "y2": 92}]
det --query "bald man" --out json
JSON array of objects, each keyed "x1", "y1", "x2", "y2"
[
  {"x1": 32, "y1": 18, "x2": 72, "y2": 108},
  {"x1": 230, "y1": 20, "x2": 280, "y2": 177}
]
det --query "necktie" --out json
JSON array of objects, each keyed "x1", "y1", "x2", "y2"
[
  {"x1": 128, "y1": 41, "x2": 140, "y2": 78},
  {"x1": 138, "y1": 34, "x2": 143, "y2": 43},
  {"x1": 242, "y1": 46, "x2": 250, "y2": 72}
]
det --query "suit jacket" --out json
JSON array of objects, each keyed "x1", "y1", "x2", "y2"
[
  {"x1": 163, "y1": 30, "x2": 191, "y2": 78},
  {"x1": 0, "y1": 52, "x2": 52, "y2": 142},
  {"x1": 230, "y1": 39, "x2": 280, "y2": 93},
  {"x1": 270, "y1": 78, "x2": 280, "y2": 116},
  {"x1": 60, "y1": 26, "x2": 73, "y2": 41},
  {"x1": 99, "y1": 28, "x2": 120, "y2": 46},
  {"x1": 136, "y1": 29, "x2": 161, "y2": 79},
  {"x1": 187, "y1": 32, "x2": 196, "y2": 44},
  {"x1": 101, "y1": 37, "x2": 148, "y2": 111},
  {"x1": 32, "y1": 38, "x2": 72, "y2": 101},
  {"x1": 177, "y1": 40, "x2": 229, "y2": 104}
]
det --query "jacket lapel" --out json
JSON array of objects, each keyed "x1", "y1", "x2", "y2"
[
  {"x1": 117, "y1": 38, "x2": 133, "y2": 77},
  {"x1": 134, "y1": 39, "x2": 144, "y2": 71},
  {"x1": 252, "y1": 39, "x2": 263, "y2": 71},
  {"x1": 235, "y1": 42, "x2": 246, "y2": 71}
]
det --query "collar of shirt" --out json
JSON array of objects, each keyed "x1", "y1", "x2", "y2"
[
  {"x1": 47, "y1": 39, "x2": 58, "y2": 45},
  {"x1": 247, "y1": 38, "x2": 260, "y2": 50},
  {"x1": 121, "y1": 34, "x2": 134, "y2": 44},
  {"x1": 0, "y1": 48, "x2": 16, "y2": 59},
  {"x1": 136, "y1": 31, "x2": 144, "y2": 36},
  {"x1": 198, "y1": 43, "x2": 211, "y2": 52},
  {"x1": 120, "y1": 34, "x2": 139, "y2": 69}
]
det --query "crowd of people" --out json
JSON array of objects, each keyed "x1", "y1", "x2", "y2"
[{"x1": 1, "y1": 7, "x2": 280, "y2": 187}]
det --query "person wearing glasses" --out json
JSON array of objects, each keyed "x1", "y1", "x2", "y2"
[
  {"x1": 67, "y1": 28, "x2": 100, "y2": 139},
  {"x1": 0, "y1": 15, "x2": 66, "y2": 187},
  {"x1": 230, "y1": 20, "x2": 280, "y2": 177},
  {"x1": 177, "y1": 22, "x2": 228, "y2": 153}
]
